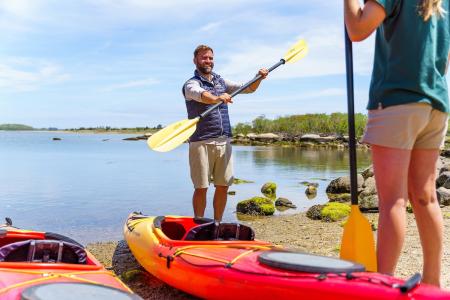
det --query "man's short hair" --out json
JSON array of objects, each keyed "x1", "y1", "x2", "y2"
[{"x1": 194, "y1": 45, "x2": 213, "y2": 57}]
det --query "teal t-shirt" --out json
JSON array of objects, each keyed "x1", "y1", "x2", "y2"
[{"x1": 368, "y1": 0, "x2": 450, "y2": 113}]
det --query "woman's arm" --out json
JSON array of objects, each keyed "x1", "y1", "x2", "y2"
[{"x1": 344, "y1": 0, "x2": 386, "y2": 41}]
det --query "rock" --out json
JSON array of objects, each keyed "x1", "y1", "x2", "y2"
[
  {"x1": 236, "y1": 197, "x2": 275, "y2": 215},
  {"x1": 227, "y1": 191, "x2": 236, "y2": 195},
  {"x1": 246, "y1": 133, "x2": 257, "y2": 139},
  {"x1": 327, "y1": 193, "x2": 351, "y2": 203},
  {"x1": 359, "y1": 195, "x2": 379, "y2": 212},
  {"x1": 360, "y1": 177, "x2": 377, "y2": 197},
  {"x1": 361, "y1": 165, "x2": 374, "y2": 179},
  {"x1": 436, "y1": 172, "x2": 450, "y2": 188},
  {"x1": 233, "y1": 178, "x2": 254, "y2": 184},
  {"x1": 275, "y1": 197, "x2": 296, "y2": 209},
  {"x1": 441, "y1": 149, "x2": 450, "y2": 158},
  {"x1": 436, "y1": 169, "x2": 450, "y2": 187},
  {"x1": 437, "y1": 187, "x2": 450, "y2": 206},
  {"x1": 305, "y1": 185, "x2": 317, "y2": 196},
  {"x1": 261, "y1": 182, "x2": 277, "y2": 198},
  {"x1": 325, "y1": 175, "x2": 364, "y2": 194},
  {"x1": 321, "y1": 202, "x2": 351, "y2": 222},
  {"x1": 300, "y1": 134, "x2": 337, "y2": 143},
  {"x1": 52, "y1": 137, "x2": 61, "y2": 141},
  {"x1": 306, "y1": 193, "x2": 317, "y2": 200},
  {"x1": 300, "y1": 181, "x2": 319, "y2": 187},
  {"x1": 254, "y1": 133, "x2": 281, "y2": 142},
  {"x1": 123, "y1": 137, "x2": 140, "y2": 141},
  {"x1": 306, "y1": 205, "x2": 325, "y2": 220}
]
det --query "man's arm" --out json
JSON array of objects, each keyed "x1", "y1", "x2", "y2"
[
  {"x1": 225, "y1": 68, "x2": 269, "y2": 95},
  {"x1": 247, "y1": 68, "x2": 269, "y2": 92},
  {"x1": 344, "y1": 0, "x2": 386, "y2": 41},
  {"x1": 184, "y1": 80, "x2": 232, "y2": 104}
]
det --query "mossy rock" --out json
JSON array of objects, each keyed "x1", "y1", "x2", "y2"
[
  {"x1": 236, "y1": 197, "x2": 275, "y2": 216},
  {"x1": 327, "y1": 193, "x2": 351, "y2": 203},
  {"x1": 233, "y1": 178, "x2": 254, "y2": 184},
  {"x1": 443, "y1": 212, "x2": 450, "y2": 219},
  {"x1": 227, "y1": 191, "x2": 236, "y2": 195},
  {"x1": 321, "y1": 202, "x2": 351, "y2": 222},
  {"x1": 305, "y1": 185, "x2": 317, "y2": 195},
  {"x1": 261, "y1": 182, "x2": 277, "y2": 197},
  {"x1": 120, "y1": 269, "x2": 145, "y2": 282},
  {"x1": 306, "y1": 204, "x2": 325, "y2": 220},
  {"x1": 406, "y1": 203, "x2": 413, "y2": 213}
]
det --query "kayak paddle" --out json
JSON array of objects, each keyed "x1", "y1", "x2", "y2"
[
  {"x1": 147, "y1": 39, "x2": 308, "y2": 152},
  {"x1": 339, "y1": 28, "x2": 377, "y2": 272}
]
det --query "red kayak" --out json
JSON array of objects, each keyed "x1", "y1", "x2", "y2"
[
  {"x1": 124, "y1": 213, "x2": 450, "y2": 300},
  {"x1": 0, "y1": 221, "x2": 140, "y2": 300}
]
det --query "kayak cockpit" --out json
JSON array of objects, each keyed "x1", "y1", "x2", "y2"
[
  {"x1": 153, "y1": 216, "x2": 255, "y2": 241},
  {"x1": 0, "y1": 228, "x2": 97, "y2": 267}
]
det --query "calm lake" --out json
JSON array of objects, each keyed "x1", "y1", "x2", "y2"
[{"x1": 0, "y1": 131, "x2": 372, "y2": 244}]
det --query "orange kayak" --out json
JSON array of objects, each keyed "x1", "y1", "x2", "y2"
[
  {"x1": 124, "y1": 212, "x2": 450, "y2": 300},
  {"x1": 0, "y1": 223, "x2": 140, "y2": 300}
]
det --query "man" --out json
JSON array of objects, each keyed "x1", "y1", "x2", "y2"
[{"x1": 183, "y1": 44, "x2": 268, "y2": 224}]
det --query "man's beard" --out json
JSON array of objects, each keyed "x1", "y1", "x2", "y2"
[{"x1": 198, "y1": 63, "x2": 214, "y2": 74}]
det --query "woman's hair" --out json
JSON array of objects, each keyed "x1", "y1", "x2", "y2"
[{"x1": 418, "y1": 0, "x2": 446, "y2": 21}]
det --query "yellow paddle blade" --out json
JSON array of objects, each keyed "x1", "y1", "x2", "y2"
[
  {"x1": 283, "y1": 39, "x2": 308, "y2": 63},
  {"x1": 340, "y1": 205, "x2": 377, "y2": 272},
  {"x1": 147, "y1": 118, "x2": 199, "y2": 152}
]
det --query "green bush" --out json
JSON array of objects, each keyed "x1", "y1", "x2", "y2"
[{"x1": 233, "y1": 113, "x2": 367, "y2": 137}]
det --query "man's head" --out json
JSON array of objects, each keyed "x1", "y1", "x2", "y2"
[{"x1": 193, "y1": 45, "x2": 214, "y2": 75}]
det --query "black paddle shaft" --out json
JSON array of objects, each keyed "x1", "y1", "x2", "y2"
[
  {"x1": 199, "y1": 59, "x2": 286, "y2": 119},
  {"x1": 345, "y1": 28, "x2": 359, "y2": 206}
]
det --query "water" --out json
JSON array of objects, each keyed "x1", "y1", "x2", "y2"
[{"x1": 0, "y1": 131, "x2": 372, "y2": 244}]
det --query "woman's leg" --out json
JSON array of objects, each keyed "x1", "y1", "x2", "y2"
[
  {"x1": 408, "y1": 149, "x2": 443, "y2": 287},
  {"x1": 371, "y1": 145, "x2": 411, "y2": 275}
]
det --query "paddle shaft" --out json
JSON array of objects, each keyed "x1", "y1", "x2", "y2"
[
  {"x1": 345, "y1": 28, "x2": 359, "y2": 206},
  {"x1": 199, "y1": 59, "x2": 286, "y2": 119}
]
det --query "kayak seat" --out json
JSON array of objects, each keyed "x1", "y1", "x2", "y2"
[
  {"x1": 0, "y1": 239, "x2": 87, "y2": 264},
  {"x1": 183, "y1": 222, "x2": 255, "y2": 241},
  {"x1": 161, "y1": 222, "x2": 187, "y2": 240},
  {"x1": 156, "y1": 216, "x2": 213, "y2": 240}
]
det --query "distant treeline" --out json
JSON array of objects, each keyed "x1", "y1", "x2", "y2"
[
  {"x1": 233, "y1": 113, "x2": 368, "y2": 137},
  {"x1": 66, "y1": 125, "x2": 162, "y2": 132},
  {"x1": 0, "y1": 124, "x2": 34, "y2": 131}
]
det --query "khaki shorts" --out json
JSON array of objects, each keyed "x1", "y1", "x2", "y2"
[
  {"x1": 189, "y1": 139, "x2": 233, "y2": 189},
  {"x1": 362, "y1": 102, "x2": 448, "y2": 150}
]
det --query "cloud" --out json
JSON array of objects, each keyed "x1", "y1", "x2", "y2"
[
  {"x1": 199, "y1": 21, "x2": 223, "y2": 33},
  {"x1": 101, "y1": 78, "x2": 160, "y2": 92},
  {"x1": 0, "y1": 58, "x2": 70, "y2": 91}
]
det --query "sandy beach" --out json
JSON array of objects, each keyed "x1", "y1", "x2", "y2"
[{"x1": 87, "y1": 206, "x2": 450, "y2": 299}]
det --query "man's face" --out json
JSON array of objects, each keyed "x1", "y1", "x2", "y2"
[{"x1": 194, "y1": 50, "x2": 214, "y2": 75}]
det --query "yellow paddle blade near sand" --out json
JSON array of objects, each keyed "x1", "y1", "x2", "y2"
[
  {"x1": 340, "y1": 205, "x2": 377, "y2": 272},
  {"x1": 147, "y1": 118, "x2": 199, "y2": 152},
  {"x1": 283, "y1": 39, "x2": 308, "y2": 63}
]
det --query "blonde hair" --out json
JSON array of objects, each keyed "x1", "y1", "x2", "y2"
[{"x1": 418, "y1": 0, "x2": 446, "y2": 21}]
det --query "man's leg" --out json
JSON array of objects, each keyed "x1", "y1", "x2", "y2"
[
  {"x1": 213, "y1": 185, "x2": 228, "y2": 221},
  {"x1": 193, "y1": 188, "x2": 208, "y2": 218},
  {"x1": 371, "y1": 144, "x2": 411, "y2": 275},
  {"x1": 408, "y1": 149, "x2": 443, "y2": 287}
]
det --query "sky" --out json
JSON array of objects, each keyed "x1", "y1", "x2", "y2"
[{"x1": 0, "y1": 0, "x2": 439, "y2": 129}]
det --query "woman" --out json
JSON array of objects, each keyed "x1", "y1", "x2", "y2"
[{"x1": 344, "y1": 0, "x2": 449, "y2": 287}]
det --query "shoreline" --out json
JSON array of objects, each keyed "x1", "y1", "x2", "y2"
[{"x1": 87, "y1": 206, "x2": 450, "y2": 299}]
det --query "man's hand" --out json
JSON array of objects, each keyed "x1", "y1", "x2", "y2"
[
  {"x1": 218, "y1": 93, "x2": 233, "y2": 104},
  {"x1": 258, "y1": 68, "x2": 269, "y2": 79}
]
